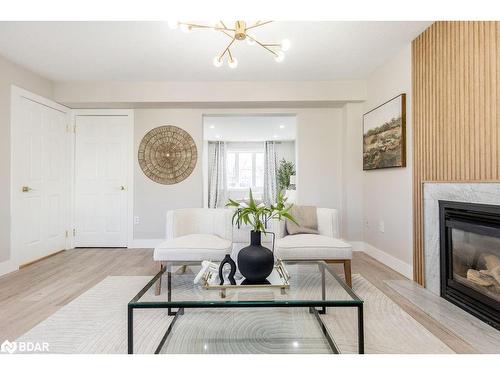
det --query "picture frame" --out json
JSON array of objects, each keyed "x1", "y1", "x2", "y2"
[{"x1": 362, "y1": 93, "x2": 406, "y2": 170}]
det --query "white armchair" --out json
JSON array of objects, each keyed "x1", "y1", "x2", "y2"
[
  {"x1": 273, "y1": 208, "x2": 353, "y2": 287},
  {"x1": 154, "y1": 208, "x2": 233, "y2": 294}
]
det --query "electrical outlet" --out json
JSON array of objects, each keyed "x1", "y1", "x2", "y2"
[
  {"x1": 134, "y1": 216, "x2": 140, "y2": 225},
  {"x1": 378, "y1": 220, "x2": 385, "y2": 233}
]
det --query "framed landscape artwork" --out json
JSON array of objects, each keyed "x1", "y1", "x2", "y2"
[{"x1": 363, "y1": 93, "x2": 406, "y2": 170}]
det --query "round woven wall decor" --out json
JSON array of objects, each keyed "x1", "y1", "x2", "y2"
[{"x1": 138, "y1": 125, "x2": 197, "y2": 185}]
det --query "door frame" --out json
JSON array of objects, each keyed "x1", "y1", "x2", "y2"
[
  {"x1": 72, "y1": 109, "x2": 135, "y2": 248},
  {"x1": 10, "y1": 85, "x2": 73, "y2": 269}
]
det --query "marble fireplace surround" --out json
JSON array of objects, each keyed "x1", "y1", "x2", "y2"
[{"x1": 423, "y1": 182, "x2": 500, "y2": 295}]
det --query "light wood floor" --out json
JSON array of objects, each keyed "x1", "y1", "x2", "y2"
[{"x1": 0, "y1": 249, "x2": 477, "y2": 353}]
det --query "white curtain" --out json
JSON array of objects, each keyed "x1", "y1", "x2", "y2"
[
  {"x1": 207, "y1": 141, "x2": 227, "y2": 208},
  {"x1": 263, "y1": 141, "x2": 278, "y2": 205}
]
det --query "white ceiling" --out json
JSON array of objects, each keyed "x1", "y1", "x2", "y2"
[
  {"x1": 0, "y1": 21, "x2": 431, "y2": 82},
  {"x1": 203, "y1": 115, "x2": 296, "y2": 141}
]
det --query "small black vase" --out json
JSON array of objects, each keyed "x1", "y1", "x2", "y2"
[
  {"x1": 218, "y1": 254, "x2": 236, "y2": 285},
  {"x1": 237, "y1": 230, "x2": 274, "y2": 283}
]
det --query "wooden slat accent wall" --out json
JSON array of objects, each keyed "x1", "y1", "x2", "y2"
[{"x1": 412, "y1": 21, "x2": 500, "y2": 285}]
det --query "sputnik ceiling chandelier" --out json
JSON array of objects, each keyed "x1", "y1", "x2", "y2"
[{"x1": 168, "y1": 20, "x2": 291, "y2": 69}]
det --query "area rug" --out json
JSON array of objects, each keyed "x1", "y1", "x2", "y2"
[{"x1": 16, "y1": 274, "x2": 453, "y2": 354}]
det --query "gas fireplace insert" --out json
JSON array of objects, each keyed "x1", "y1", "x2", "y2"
[{"x1": 439, "y1": 200, "x2": 500, "y2": 330}]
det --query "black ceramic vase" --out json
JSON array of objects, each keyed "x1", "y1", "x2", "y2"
[
  {"x1": 237, "y1": 230, "x2": 274, "y2": 283},
  {"x1": 218, "y1": 254, "x2": 237, "y2": 285}
]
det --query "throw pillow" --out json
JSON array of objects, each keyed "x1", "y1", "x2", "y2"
[{"x1": 285, "y1": 205, "x2": 319, "y2": 235}]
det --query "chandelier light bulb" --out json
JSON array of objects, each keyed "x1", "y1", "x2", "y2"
[
  {"x1": 274, "y1": 51, "x2": 285, "y2": 63},
  {"x1": 281, "y1": 38, "x2": 291, "y2": 51},
  {"x1": 213, "y1": 56, "x2": 223, "y2": 68},
  {"x1": 228, "y1": 58, "x2": 238, "y2": 69},
  {"x1": 167, "y1": 20, "x2": 179, "y2": 30}
]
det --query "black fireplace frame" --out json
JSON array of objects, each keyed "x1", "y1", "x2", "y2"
[{"x1": 439, "y1": 200, "x2": 500, "y2": 330}]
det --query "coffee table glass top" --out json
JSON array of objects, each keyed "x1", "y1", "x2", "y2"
[
  {"x1": 128, "y1": 261, "x2": 365, "y2": 354},
  {"x1": 131, "y1": 261, "x2": 362, "y2": 308}
]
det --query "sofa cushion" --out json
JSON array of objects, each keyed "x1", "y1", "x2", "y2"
[
  {"x1": 285, "y1": 205, "x2": 319, "y2": 235},
  {"x1": 153, "y1": 234, "x2": 231, "y2": 261},
  {"x1": 275, "y1": 234, "x2": 352, "y2": 260}
]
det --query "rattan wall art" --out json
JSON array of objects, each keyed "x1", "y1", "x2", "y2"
[{"x1": 138, "y1": 125, "x2": 197, "y2": 185}]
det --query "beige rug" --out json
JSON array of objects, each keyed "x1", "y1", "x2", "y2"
[{"x1": 16, "y1": 274, "x2": 453, "y2": 354}]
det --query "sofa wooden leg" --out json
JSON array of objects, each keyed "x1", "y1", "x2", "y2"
[
  {"x1": 343, "y1": 260, "x2": 352, "y2": 288},
  {"x1": 155, "y1": 261, "x2": 165, "y2": 296}
]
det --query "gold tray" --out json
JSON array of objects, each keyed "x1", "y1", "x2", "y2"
[{"x1": 201, "y1": 259, "x2": 291, "y2": 298}]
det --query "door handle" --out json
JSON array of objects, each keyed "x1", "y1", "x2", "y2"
[
  {"x1": 22, "y1": 186, "x2": 34, "y2": 192},
  {"x1": 120, "y1": 185, "x2": 126, "y2": 191}
]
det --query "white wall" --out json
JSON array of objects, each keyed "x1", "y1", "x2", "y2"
[
  {"x1": 133, "y1": 107, "x2": 344, "y2": 240},
  {"x1": 341, "y1": 103, "x2": 364, "y2": 242},
  {"x1": 276, "y1": 141, "x2": 296, "y2": 164},
  {"x1": 0, "y1": 54, "x2": 53, "y2": 266},
  {"x1": 134, "y1": 109, "x2": 204, "y2": 239},
  {"x1": 362, "y1": 44, "x2": 413, "y2": 277},
  {"x1": 296, "y1": 108, "x2": 343, "y2": 209}
]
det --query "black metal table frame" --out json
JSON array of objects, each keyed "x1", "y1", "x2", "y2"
[{"x1": 127, "y1": 261, "x2": 364, "y2": 354}]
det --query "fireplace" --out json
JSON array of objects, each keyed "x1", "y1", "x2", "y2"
[{"x1": 439, "y1": 200, "x2": 500, "y2": 329}]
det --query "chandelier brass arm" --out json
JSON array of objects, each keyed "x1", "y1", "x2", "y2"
[
  {"x1": 245, "y1": 34, "x2": 279, "y2": 57},
  {"x1": 245, "y1": 20, "x2": 273, "y2": 30},
  {"x1": 178, "y1": 22, "x2": 235, "y2": 32},
  {"x1": 219, "y1": 37, "x2": 237, "y2": 61}
]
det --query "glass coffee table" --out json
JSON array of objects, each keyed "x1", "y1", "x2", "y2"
[{"x1": 128, "y1": 261, "x2": 364, "y2": 354}]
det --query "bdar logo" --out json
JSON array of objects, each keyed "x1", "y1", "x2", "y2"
[
  {"x1": 1, "y1": 340, "x2": 49, "y2": 353},
  {"x1": 1, "y1": 340, "x2": 17, "y2": 354}
]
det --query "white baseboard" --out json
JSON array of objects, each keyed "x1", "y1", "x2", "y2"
[
  {"x1": 349, "y1": 241, "x2": 413, "y2": 280},
  {"x1": 0, "y1": 258, "x2": 19, "y2": 278},
  {"x1": 128, "y1": 239, "x2": 163, "y2": 248}
]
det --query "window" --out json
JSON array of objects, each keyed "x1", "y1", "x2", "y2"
[{"x1": 226, "y1": 151, "x2": 265, "y2": 191}]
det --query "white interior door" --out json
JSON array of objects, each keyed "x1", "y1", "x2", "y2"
[
  {"x1": 11, "y1": 89, "x2": 71, "y2": 265},
  {"x1": 74, "y1": 114, "x2": 132, "y2": 247}
]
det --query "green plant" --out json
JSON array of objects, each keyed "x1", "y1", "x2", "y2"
[
  {"x1": 276, "y1": 158, "x2": 296, "y2": 192},
  {"x1": 226, "y1": 189, "x2": 297, "y2": 233}
]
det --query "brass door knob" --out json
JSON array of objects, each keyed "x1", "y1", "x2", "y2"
[
  {"x1": 120, "y1": 186, "x2": 126, "y2": 191},
  {"x1": 22, "y1": 186, "x2": 32, "y2": 192}
]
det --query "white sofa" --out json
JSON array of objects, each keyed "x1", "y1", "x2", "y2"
[
  {"x1": 273, "y1": 208, "x2": 353, "y2": 287},
  {"x1": 154, "y1": 208, "x2": 233, "y2": 261},
  {"x1": 153, "y1": 208, "x2": 233, "y2": 294},
  {"x1": 153, "y1": 207, "x2": 352, "y2": 289}
]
